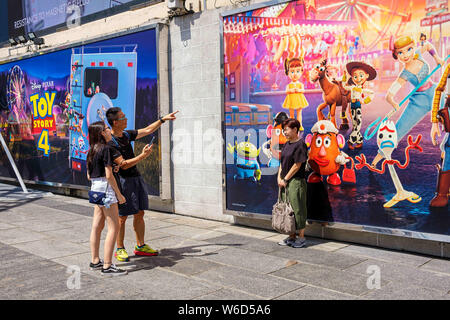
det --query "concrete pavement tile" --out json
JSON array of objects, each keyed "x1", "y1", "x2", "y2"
[
  {"x1": 344, "y1": 259, "x2": 450, "y2": 294},
  {"x1": 0, "y1": 258, "x2": 56, "y2": 279},
  {"x1": 269, "y1": 247, "x2": 366, "y2": 270},
  {"x1": 420, "y1": 259, "x2": 450, "y2": 275},
  {"x1": 194, "y1": 265, "x2": 304, "y2": 299},
  {"x1": 195, "y1": 288, "x2": 263, "y2": 300},
  {"x1": 12, "y1": 238, "x2": 90, "y2": 259},
  {"x1": 264, "y1": 234, "x2": 292, "y2": 243},
  {"x1": 189, "y1": 230, "x2": 227, "y2": 241},
  {"x1": 205, "y1": 233, "x2": 257, "y2": 247},
  {"x1": 115, "y1": 255, "x2": 176, "y2": 272},
  {"x1": 9, "y1": 220, "x2": 73, "y2": 232},
  {"x1": 165, "y1": 216, "x2": 227, "y2": 229},
  {"x1": 3, "y1": 264, "x2": 69, "y2": 293},
  {"x1": 200, "y1": 247, "x2": 292, "y2": 274},
  {"x1": 160, "y1": 225, "x2": 227, "y2": 240},
  {"x1": 162, "y1": 257, "x2": 223, "y2": 276},
  {"x1": 144, "y1": 210, "x2": 174, "y2": 220},
  {"x1": 49, "y1": 203, "x2": 95, "y2": 217},
  {"x1": 270, "y1": 263, "x2": 386, "y2": 296},
  {"x1": 275, "y1": 285, "x2": 360, "y2": 300},
  {"x1": 0, "y1": 222, "x2": 16, "y2": 230},
  {"x1": 361, "y1": 282, "x2": 450, "y2": 300},
  {"x1": 0, "y1": 227, "x2": 48, "y2": 244},
  {"x1": 213, "y1": 225, "x2": 278, "y2": 239},
  {"x1": 238, "y1": 239, "x2": 283, "y2": 254},
  {"x1": 145, "y1": 219, "x2": 178, "y2": 230},
  {"x1": 52, "y1": 252, "x2": 106, "y2": 279},
  {"x1": 43, "y1": 221, "x2": 103, "y2": 244},
  {"x1": 7, "y1": 206, "x2": 82, "y2": 223},
  {"x1": 0, "y1": 210, "x2": 44, "y2": 223},
  {"x1": 304, "y1": 238, "x2": 350, "y2": 252},
  {"x1": 149, "y1": 236, "x2": 227, "y2": 257},
  {"x1": 112, "y1": 268, "x2": 220, "y2": 300},
  {"x1": 335, "y1": 245, "x2": 432, "y2": 267}
]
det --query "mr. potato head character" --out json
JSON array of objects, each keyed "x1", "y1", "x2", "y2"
[{"x1": 305, "y1": 120, "x2": 350, "y2": 185}]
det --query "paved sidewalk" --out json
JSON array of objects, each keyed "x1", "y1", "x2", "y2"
[{"x1": 0, "y1": 183, "x2": 449, "y2": 300}]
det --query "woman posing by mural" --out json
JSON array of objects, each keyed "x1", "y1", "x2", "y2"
[
  {"x1": 277, "y1": 119, "x2": 308, "y2": 248},
  {"x1": 371, "y1": 35, "x2": 444, "y2": 168},
  {"x1": 282, "y1": 58, "x2": 309, "y2": 131}
]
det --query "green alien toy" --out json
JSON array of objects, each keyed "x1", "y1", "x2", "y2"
[{"x1": 227, "y1": 136, "x2": 262, "y2": 183}]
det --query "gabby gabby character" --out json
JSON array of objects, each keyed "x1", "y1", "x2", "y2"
[
  {"x1": 262, "y1": 112, "x2": 288, "y2": 167},
  {"x1": 227, "y1": 135, "x2": 262, "y2": 183},
  {"x1": 282, "y1": 57, "x2": 309, "y2": 131},
  {"x1": 305, "y1": 120, "x2": 351, "y2": 186},
  {"x1": 355, "y1": 120, "x2": 423, "y2": 208}
]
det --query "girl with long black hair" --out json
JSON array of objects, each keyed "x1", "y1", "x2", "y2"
[{"x1": 87, "y1": 121, "x2": 127, "y2": 276}]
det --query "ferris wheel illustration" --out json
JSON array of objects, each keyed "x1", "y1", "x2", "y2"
[
  {"x1": 6, "y1": 65, "x2": 26, "y2": 114},
  {"x1": 317, "y1": 0, "x2": 413, "y2": 50}
]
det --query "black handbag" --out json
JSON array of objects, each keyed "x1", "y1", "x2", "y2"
[{"x1": 88, "y1": 182, "x2": 109, "y2": 205}]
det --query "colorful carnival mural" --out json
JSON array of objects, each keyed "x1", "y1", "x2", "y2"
[
  {"x1": 0, "y1": 28, "x2": 160, "y2": 195},
  {"x1": 223, "y1": 0, "x2": 450, "y2": 236}
]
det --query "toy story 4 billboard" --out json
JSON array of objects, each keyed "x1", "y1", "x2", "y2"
[
  {"x1": 223, "y1": 0, "x2": 450, "y2": 237},
  {"x1": 0, "y1": 28, "x2": 160, "y2": 196}
]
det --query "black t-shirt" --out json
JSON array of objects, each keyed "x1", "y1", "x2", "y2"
[
  {"x1": 107, "y1": 130, "x2": 140, "y2": 177},
  {"x1": 280, "y1": 139, "x2": 308, "y2": 179},
  {"x1": 88, "y1": 145, "x2": 120, "y2": 178}
]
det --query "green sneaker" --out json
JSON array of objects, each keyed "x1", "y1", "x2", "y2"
[
  {"x1": 114, "y1": 248, "x2": 129, "y2": 262},
  {"x1": 134, "y1": 244, "x2": 159, "y2": 256}
]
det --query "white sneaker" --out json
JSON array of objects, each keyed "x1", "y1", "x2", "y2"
[{"x1": 278, "y1": 237, "x2": 295, "y2": 246}]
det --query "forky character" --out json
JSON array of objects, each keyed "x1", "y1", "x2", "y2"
[
  {"x1": 305, "y1": 120, "x2": 354, "y2": 186},
  {"x1": 355, "y1": 120, "x2": 423, "y2": 208}
]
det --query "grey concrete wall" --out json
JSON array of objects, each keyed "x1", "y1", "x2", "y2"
[{"x1": 169, "y1": 9, "x2": 232, "y2": 222}]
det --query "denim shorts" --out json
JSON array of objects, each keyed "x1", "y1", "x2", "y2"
[{"x1": 90, "y1": 177, "x2": 117, "y2": 208}]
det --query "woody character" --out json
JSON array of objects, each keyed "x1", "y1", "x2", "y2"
[
  {"x1": 343, "y1": 61, "x2": 377, "y2": 149},
  {"x1": 430, "y1": 63, "x2": 450, "y2": 207}
]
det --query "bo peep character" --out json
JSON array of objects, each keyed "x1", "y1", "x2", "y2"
[{"x1": 371, "y1": 35, "x2": 444, "y2": 168}]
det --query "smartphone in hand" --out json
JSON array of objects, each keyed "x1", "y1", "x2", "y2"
[{"x1": 146, "y1": 136, "x2": 156, "y2": 148}]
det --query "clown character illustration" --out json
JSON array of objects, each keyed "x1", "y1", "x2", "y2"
[
  {"x1": 356, "y1": 120, "x2": 423, "y2": 208},
  {"x1": 262, "y1": 112, "x2": 288, "y2": 167},
  {"x1": 227, "y1": 136, "x2": 262, "y2": 183},
  {"x1": 282, "y1": 57, "x2": 309, "y2": 131},
  {"x1": 342, "y1": 61, "x2": 377, "y2": 149},
  {"x1": 305, "y1": 120, "x2": 351, "y2": 186},
  {"x1": 370, "y1": 35, "x2": 444, "y2": 168},
  {"x1": 429, "y1": 63, "x2": 450, "y2": 207}
]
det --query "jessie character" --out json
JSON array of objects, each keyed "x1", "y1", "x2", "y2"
[
  {"x1": 282, "y1": 58, "x2": 309, "y2": 131},
  {"x1": 305, "y1": 120, "x2": 349, "y2": 186},
  {"x1": 262, "y1": 112, "x2": 289, "y2": 167},
  {"x1": 342, "y1": 61, "x2": 377, "y2": 149}
]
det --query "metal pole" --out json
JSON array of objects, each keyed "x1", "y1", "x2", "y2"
[{"x1": 0, "y1": 133, "x2": 28, "y2": 193}]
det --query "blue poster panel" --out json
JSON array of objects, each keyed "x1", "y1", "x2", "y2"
[
  {"x1": 223, "y1": 0, "x2": 450, "y2": 237},
  {"x1": 0, "y1": 28, "x2": 159, "y2": 196}
]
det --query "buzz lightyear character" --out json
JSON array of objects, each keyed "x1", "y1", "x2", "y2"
[
  {"x1": 355, "y1": 120, "x2": 422, "y2": 208},
  {"x1": 227, "y1": 136, "x2": 262, "y2": 183}
]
